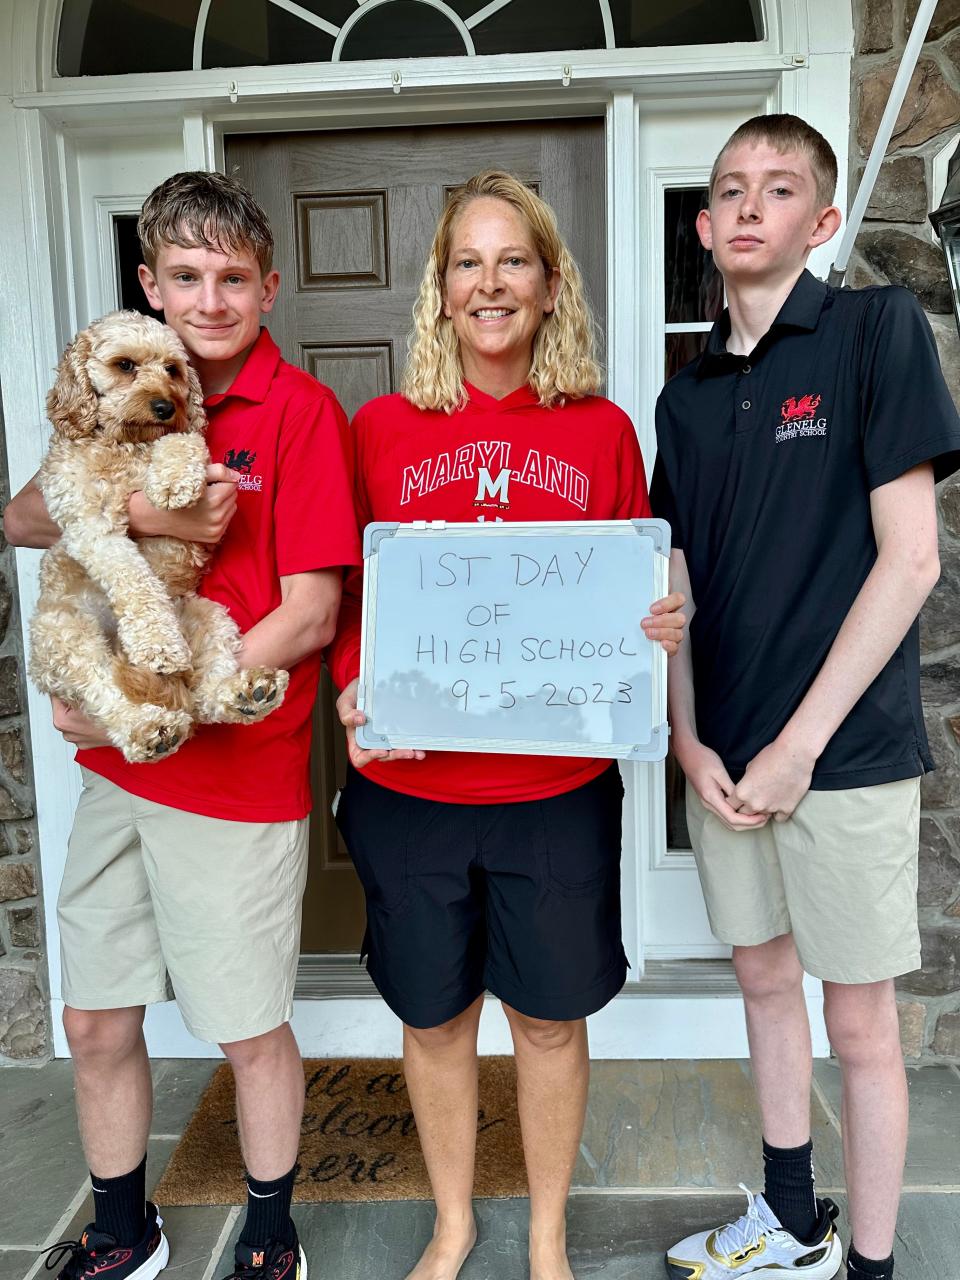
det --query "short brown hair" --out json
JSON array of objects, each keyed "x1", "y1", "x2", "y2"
[
  {"x1": 138, "y1": 171, "x2": 274, "y2": 275},
  {"x1": 710, "y1": 114, "x2": 838, "y2": 208}
]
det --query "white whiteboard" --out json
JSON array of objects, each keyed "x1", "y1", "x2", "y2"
[{"x1": 355, "y1": 520, "x2": 671, "y2": 760}]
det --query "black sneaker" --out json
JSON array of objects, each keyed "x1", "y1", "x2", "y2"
[
  {"x1": 221, "y1": 1233, "x2": 307, "y2": 1280},
  {"x1": 43, "y1": 1201, "x2": 168, "y2": 1278}
]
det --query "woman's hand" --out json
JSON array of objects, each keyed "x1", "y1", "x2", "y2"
[
  {"x1": 336, "y1": 678, "x2": 425, "y2": 770},
  {"x1": 641, "y1": 591, "x2": 687, "y2": 656},
  {"x1": 51, "y1": 696, "x2": 112, "y2": 750}
]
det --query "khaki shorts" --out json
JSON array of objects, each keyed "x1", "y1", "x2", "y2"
[
  {"x1": 58, "y1": 768, "x2": 309, "y2": 1043},
  {"x1": 685, "y1": 777, "x2": 921, "y2": 984}
]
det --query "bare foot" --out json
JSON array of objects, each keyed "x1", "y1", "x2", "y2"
[
  {"x1": 530, "y1": 1239, "x2": 576, "y2": 1280},
  {"x1": 405, "y1": 1217, "x2": 478, "y2": 1280}
]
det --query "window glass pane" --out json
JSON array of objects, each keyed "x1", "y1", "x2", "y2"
[
  {"x1": 470, "y1": 0, "x2": 606, "y2": 55},
  {"x1": 341, "y1": 2, "x2": 466, "y2": 60},
  {"x1": 666, "y1": 751, "x2": 692, "y2": 850},
  {"x1": 59, "y1": 0, "x2": 763, "y2": 76},
  {"x1": 58, "y1": 0, "x2": 201, "y2": 76},
  {"x1": 664, "y1": 187, "x2": 723, "y2": 325},
  {"x1": 665, "y1": 331, "x2": 711, "y2": 382},
  {"x1": 113, "y1": 216, "x2": 164, "y2": 322},
  {"x1": 205, "y1": 0, "x2": 335, "y2": 69},
  {"x1": 610, "y1": 0, "x2": 762, "y2": 45},
  {"x1": 661, "y1": 183, "x2": 724, "y2": 847}
]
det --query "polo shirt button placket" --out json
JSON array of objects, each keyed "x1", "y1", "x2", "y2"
[{"x1": 735, "y1": 361, "x2": 753, "y2": 424}]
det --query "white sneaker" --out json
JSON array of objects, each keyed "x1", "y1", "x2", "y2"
[{"x1": 665, "y1": 1185, "x2": 842, "y2": 1279}]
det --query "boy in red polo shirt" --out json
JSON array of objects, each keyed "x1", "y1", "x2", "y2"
[{"x1": 5, "y1": 171, "x2": 360, "y2": 1280}]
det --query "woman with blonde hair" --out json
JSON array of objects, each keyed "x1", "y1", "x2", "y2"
[{"x1": 328, "y1": 171, "x2": 684, "y2": 1280}]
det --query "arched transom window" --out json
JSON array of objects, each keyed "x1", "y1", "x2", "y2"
[{"x1": 58, "y1": 0, "x2": 764, "y2": 77}]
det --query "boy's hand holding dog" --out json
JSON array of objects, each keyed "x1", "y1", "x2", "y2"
[
  {"x1": 131, "y1": 462, "x2": 238, "y2": 541},
  {"x1": 51, "y1": 696, "x2": 112, "y2": 751},
  {"x1": 5, "y1": 463, "x2": 238, "y2": 550}
]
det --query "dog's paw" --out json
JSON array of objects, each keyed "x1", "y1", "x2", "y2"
[
  {"x1": 120, "y1": 708, "x2": 193, "y2": 763},
  {"x1": 143, "y1": 434, "x2": 208, "y2": 510},
  {"x1": 142, "y1": 464, "x2": 206, "y2": 511},
  {"x1": 206, "y1": 667, "x2": 289, "y2": 724},
  {"x1": 116, "y1": 616, "x2": 192, "y2": 674}
]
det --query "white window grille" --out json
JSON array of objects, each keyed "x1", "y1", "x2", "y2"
[{"x1": 57, "y1": 0, "x2": 764, "y2": 77}]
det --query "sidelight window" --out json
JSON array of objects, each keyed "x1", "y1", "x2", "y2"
[{"x1": 661, "y1": 185, "x2": 723, "y2": 850}]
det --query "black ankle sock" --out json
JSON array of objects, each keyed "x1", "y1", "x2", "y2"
[
  {"x1": 848, "y1": 1244, "x2": 894, "y2": 1279},
  {"x1": 90, "y1": 1154, "x2": 147, "y2": 1245},
  {"x1": 238, "y1": 1165, "x2": 297, "y2": 1248},
  {"x1": 761, "y1": 1138, "x2": 818, "y2": 1242}
]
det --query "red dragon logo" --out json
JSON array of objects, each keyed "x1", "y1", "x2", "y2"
[{"x1": 781, "y1": 393, "x2": 822, "y2": 422}]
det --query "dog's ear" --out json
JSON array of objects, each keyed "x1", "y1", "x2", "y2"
[
  {"x1": 185, "y1": 363, "x2": 207, "y2": 437},
  {"x1": 46, "y1": 330, "x2": 99, "y2": 439}
]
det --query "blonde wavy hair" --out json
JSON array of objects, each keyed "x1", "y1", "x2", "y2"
[{"x1": 402, "y1": 171, "x2": 602, "y2": 413}]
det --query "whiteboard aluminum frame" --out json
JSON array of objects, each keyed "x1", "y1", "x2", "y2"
[{"x1": 356, "y1": 519, "x2": 670, "y2": 760}]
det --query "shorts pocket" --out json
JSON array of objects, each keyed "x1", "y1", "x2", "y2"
[
  {"x1": 540, "y1": 765, "x2": 624, "y2": 897},
  {"x1": 335, "y1": 771, "x2": 410, "y2": 912}
]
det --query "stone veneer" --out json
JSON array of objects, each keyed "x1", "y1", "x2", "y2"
[
  {"x1": 849, "y1": 0, "x2": 960, "y2": 1060},
  {"x1": 0, "y1": 395, "x2": 49, "y2": 1062}
]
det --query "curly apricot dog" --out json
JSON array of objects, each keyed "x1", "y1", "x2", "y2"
[{"x1": 29, "y1": 311, "x2": 288, "y2": 762}]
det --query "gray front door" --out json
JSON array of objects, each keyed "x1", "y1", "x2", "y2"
[{"x1": 226, "y1": 119, "x2": 606, "y2": 954}]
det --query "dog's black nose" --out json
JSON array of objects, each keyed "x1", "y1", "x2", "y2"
[{"x1": 151, "y1": 398, "x2": 176, "y2": 421}]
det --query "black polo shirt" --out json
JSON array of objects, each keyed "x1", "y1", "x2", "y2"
[{"x1": 651, "y1": 270, "x2": 960, "y2": 790}]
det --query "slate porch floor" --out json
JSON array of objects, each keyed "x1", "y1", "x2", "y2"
[{"x1": 1, "y1": 1058, "x2": 958, "y2": 1280}]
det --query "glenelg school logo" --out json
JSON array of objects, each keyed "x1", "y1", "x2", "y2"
[
  {"x1": 776, "y1": 392, "x2": 827, "y2": 443},
  {"x1": 224, "y1": 447, "x2": 263, "y2": 492}
]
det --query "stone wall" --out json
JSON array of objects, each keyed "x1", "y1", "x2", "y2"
[
  {"x1": 850, "y1": 0, "x2": 960, "y2": 1060},
  {"x1": 0, "y1": 396, "x2": 49, "y2": 1063}
]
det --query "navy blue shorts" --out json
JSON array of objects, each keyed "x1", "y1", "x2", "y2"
[{"x1": 335, "y1": 763, "x2": 628, "y2": 1028}]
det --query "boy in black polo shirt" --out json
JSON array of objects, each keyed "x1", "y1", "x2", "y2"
[{"x1": 653, "y1": 115, "x2": 960, "y2": 1280}]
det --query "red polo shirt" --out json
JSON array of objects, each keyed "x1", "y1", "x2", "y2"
[{"x1": 79, "y1": 329, "x2": 361, "y2": 821}]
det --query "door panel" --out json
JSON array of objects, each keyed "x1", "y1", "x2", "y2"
[
  {"x1": 302, "y1": 345, "x2": 394, "y2": 421},
  {"x1": 226, "y1": 120, "x2": 606, "y2": 954}
]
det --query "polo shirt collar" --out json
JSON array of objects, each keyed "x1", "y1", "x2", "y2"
[
  {"x1": 696, "y1": 269, "x2": 829, "y2": 378},
  {"x1": 204, "y1": 328, "x2": 280, "y2": 407}
]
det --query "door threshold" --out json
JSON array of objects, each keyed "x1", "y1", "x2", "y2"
[
  {"x1": 278, "y1": 957, "x2": 826, "y2": 1059},
  {"x1": 52, "y1": 968, "x2": 825, "y2": 1058},
  {"x1": 624, "y1": 959, "x2": 742, "y2": 997},
  {"x1": 294, "y1": 955, "x2": 743, "y2": 1001},
  {"x1": 295, "y1": 953, "x2": 379, "y2": 999}
]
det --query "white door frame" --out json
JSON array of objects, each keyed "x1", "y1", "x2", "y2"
[{"x1": 1, "y1": 0, "x2": 851, "y2": 1056}]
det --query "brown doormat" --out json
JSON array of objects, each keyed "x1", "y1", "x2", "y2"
[{"x1": 154, "y1": 1057, "x2": 527, "y2": 1205}]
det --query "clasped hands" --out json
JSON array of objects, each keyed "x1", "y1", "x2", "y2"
[{"x1": 678, "y1": 732, "x2": 819, "y2": 832}]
